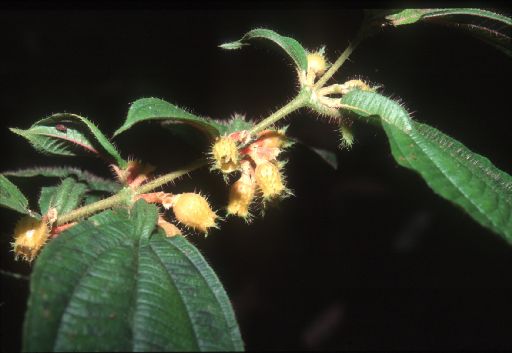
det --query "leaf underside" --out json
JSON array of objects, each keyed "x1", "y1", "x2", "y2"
[
  {"x1": 340, "y1": 90, "x2": 512, "y2": 242},
  {"x1": 23, "y1": 200, "x2": 244, "y2": 352},
  {"x1": 10, "y1": 113, "x2": 126, "y2": 168}
]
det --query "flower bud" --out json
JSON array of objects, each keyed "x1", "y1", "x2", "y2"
[
  {"x1": 172, "y1": 193, "x2": 217, "y2": 234},
  {"x1": 12, "y1": 216, "x2": 50, "y2": 262},
  {"x1": 227, "y1": 174, "x2": 256, "y2": 219},
  {"x1": 254, "y1": 161, "x2": 285, "y2": 199},
  {"x1": 307, "y1": 52, "x2": 327, "y2": 76},
  {"x1": 211, "y1": 136, "x2": 239, "y2": 173}
]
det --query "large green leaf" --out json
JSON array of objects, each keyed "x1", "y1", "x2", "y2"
[
  {"x1": 23, "y1": 200, "x2": 243, "y2": 351},
  {"x1": 114, "y1": 97, "x2": 223, "y2": 140},
  {"x1": 219, "y1": 28, "x2": 308, "y2": 72},
  {"x1": 38, "y1": 177, "x2": 88, "y2": 215},
  {"x1": 11, "y1": 113, "x2": 126, "y2": 168},
  {"x1": 4, "y1": 166, "x2": 121, "y2": 193},
  {"x1": 0, "y1": 174, "x2": 30, "y2": 215},
  {"x1": 385, "y1": 8, "x2": 511, "y2": 26},
  {"x1": 340, "y1": 90, "x2": 512, "y2": 241}
]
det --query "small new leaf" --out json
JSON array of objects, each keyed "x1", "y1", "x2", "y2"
[{"x1": 38, "y1": 178, "x2": 88, "y2": 216}]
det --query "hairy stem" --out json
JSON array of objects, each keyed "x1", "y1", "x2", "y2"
[
  {"x1": 313, "y1": 35, "x2": 362, "y2": 90},
  {"x1": 136, "y1": 159, "x2": 207, "y2": 194},
  {"x1": 56, "y1": 159, "x2": 206, "y2": 225},
  {"x1": 56, "y1": 192, "x2": 127, "y2": 225},
  {"x1": 248, "y1": 91, "x2": 309, "y2": 135}
]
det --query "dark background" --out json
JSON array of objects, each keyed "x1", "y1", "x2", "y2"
[{"x1": 1, "y1": 3, "x2": 512, "y2": 351}]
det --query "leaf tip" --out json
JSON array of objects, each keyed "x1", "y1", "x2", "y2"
[
  {"x1": 219, "y1": 41, "x2": 246, "y2": 50},
  {"x1": 9, "y1": 127, "x2": 23, "y2": 135},
  {"x1": 112, "y1": 128, "x2": 125, "y2": 137}
]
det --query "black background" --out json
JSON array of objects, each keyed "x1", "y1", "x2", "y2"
[{"x1": 1, "y1": 3, "x2": 512, "y2": 351}]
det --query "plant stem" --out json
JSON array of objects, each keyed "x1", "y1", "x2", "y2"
[
  {"x1": 248, "y1": 91, "x2": 309, "y2": 135},
  {"x1": 56, "y1": 159, "x2": 207, "y2": 226},
  {"x1": 136, "y1": 159, "x2": 207, "y2": 194},
  {"x1": 313, "y1": 37, "x2": 362, "y2": 90},
  {"x1": 56, "y1": 192, "x2": 127, "y2": 225},
  {"x1": 313, "y1": 21, "x2": 369, "y2": 90}
]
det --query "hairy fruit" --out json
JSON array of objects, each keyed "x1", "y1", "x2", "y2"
[
  {"x1": 172, "y1": 193, "x2": 217, "y2": 234},
  {"x1": 12, "y1": 216, "x2": 50, "y2": 262},
  {"x1": 255, "y1": 161, "x2": 285, "y2": 199},
  {"x1": 211, "y1": 136, "x2": 239, "y2": 173},
  {"x1": 227, "y1": 174, "x2": 256, "y2": 219}
]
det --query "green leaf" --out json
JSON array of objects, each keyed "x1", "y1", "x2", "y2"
[
  {"x1": 385, "y1": 8, "x2": 512, "y2": 26},
  {"x1": 4, "y1": 166, "x2": 121, "y2": 193},
  {"x1": 23, "y1": 200, "x2": 244, "y2": 351},
  {"x1": 38, "y1": 178, "x2": 88, "y2": 215},
  {"x1": 220, "y1": 28, "x2": 308, "y2": 72},
  {"x1": 114, "y1": 97, "x2": 223, "y2": 140},
  {"x1": 11, "y1": 113, "x2": 126, "y2": 168},
  {"x1": 0, "y1": 175, "x2": 30, "y2": 215},
  {"x1": 340, "y1": 90, "x2": 512, "y2": 241}
]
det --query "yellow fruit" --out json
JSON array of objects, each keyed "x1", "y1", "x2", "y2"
[
  {"x1": 12, "y1": 216, "x2": 50, "y2": 262},
  {"x1": 172, "y1": 193, "x2": 217, "y2": 233},
  {"x1": 227, "y1": 175, "x2": 256, "y2": 219},
  {"x1": 211, "y1": 136, "x2": 239, "y2": 173},
  {"x1": 254, "y1": 162, "x2": 285, "y2": 199},
  {"x1": 307, "y1": 52, "x2": 327, "y2": 75}
]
